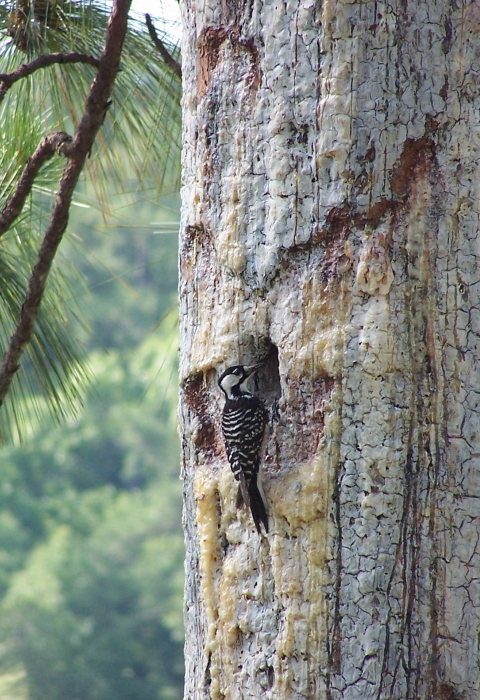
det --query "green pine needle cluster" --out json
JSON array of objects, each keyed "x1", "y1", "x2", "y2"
[{"x1": 0, "y1": 0, "x2": 182, "y2": 442}]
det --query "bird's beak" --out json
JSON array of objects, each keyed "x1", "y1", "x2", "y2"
[{"x1": 244, "y1": 362, "x2": 265, "y2": 377}]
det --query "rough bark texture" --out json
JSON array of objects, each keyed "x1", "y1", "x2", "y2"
[{"x1": 179, "y1": 2, "x2": 480, "y2": 699}]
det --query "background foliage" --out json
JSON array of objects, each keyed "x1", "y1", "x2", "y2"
[
  {"x1": 0, "y1": 2, "x2": 184, "y2": 698},
  {"x1": 0, "y1": 0, "x2": 182, "y2": 441},
  {"x1": 0, "y1": 193, "x2": 184, "y2": 700}
]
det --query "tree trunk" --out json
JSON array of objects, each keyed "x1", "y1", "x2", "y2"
[{"x1": 179, "y1": 2, "x2": 480, "y2": 699}]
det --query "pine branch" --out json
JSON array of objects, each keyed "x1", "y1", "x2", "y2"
[
  {"x1": 145, "y1": 13, "x2": 182, "y2": 80},
  {"x1": 0, "y1": 0, "x2": 132, "y2": 409},
  {"x1": 0, "y1": 131, "x2": 73, "y2": 237},
  {"x1": 0, "y1": 52, "x2": 100, "y2": 102}
]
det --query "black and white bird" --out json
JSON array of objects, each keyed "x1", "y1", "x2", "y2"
[{"x1": 218, "y1": 363, "x2": 268, "y2": 534}]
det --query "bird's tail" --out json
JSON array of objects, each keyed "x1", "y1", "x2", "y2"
[{"x1": 236, "y1": 476, "x2": 269, "y2": 534}]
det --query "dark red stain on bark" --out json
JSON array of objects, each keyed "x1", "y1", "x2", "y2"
[
  {"x1": 197, "y1": 26, "x2": 228, "y2": 99},
  {"x1": 438, "y1": 685, "x2": 464, "y2": 700},
  {"x1": 313, "y1": 132, "x2": 436, "y2": 246},
  {"x1": 182, "y1": 372, "x2": 222, "y2": 460},
  {"x1": 197, "y1": 25, "x2": 261, "y2": 100},
  {"x1": 390, "y1": 134, "x2": 435, "y2": 198}
]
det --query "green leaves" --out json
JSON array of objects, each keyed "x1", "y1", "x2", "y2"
[
  {"x1": 0, "y1": 1, "x2": 182, "y2": 441},
  {"x1": 0, "y1": 229, "x2": 90, "y2": 443},
  {"x1": 1, "y1": 1, "x2": 182, "y2": 192},
  {"x1": 0, "y1": 328, "x2": 184, "y2": 700},
  {"x1": 0, "y1": 5, "x2": 184, "y2": 697},
  {"x1": 0, "y1": 488, "x2": 184, "y2": 700}
]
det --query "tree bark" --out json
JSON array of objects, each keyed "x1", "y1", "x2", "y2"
[{"x1": 179, "y1": 2, "x2": 480, "y2": 699}]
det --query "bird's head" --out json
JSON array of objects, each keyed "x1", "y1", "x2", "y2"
[{"x1": 218, "y1": 362, "x2": 264, "y2": 399}]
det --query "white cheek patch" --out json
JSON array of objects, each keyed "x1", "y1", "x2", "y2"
[
  {"x1": 220, "y1": 374, "x2": 241, "y2": 395},
  {"x1": 240, "y1": 376, "x2": 253, "y2": 392}
]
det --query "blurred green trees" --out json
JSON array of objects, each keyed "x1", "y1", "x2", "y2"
[
  {"x1": 0, "y1": 194, "x2": 184, "y2": 700},
  {"x1": 0, "y1": 2, "x2": 184, "y2": 697}
]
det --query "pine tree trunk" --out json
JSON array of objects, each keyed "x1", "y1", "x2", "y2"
[{"x1": 179, "y1": 2, "x2": 480, "y2": 698}]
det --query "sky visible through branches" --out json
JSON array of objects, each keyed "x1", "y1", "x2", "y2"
[{"x1": 131, "y1": 0, "x2": 181, "y2": 41}]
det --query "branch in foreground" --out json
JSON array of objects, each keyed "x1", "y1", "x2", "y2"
[
  {"x1": 0, "y1": 0, "x2": 132, "y2": 409},
  {"x1": 145, "y1": 14, "x2": 182, "y2": 80},
  {"x1": 0, "y1": 131, "x2": 73, "y2": 237},
  {"x1": 0, "y1": 52, "x2": 100, "y2": 102}
]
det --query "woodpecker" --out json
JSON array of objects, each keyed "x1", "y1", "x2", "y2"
[{"x1": 218, "y1": 363, "x2": 268, "y2": 534}]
